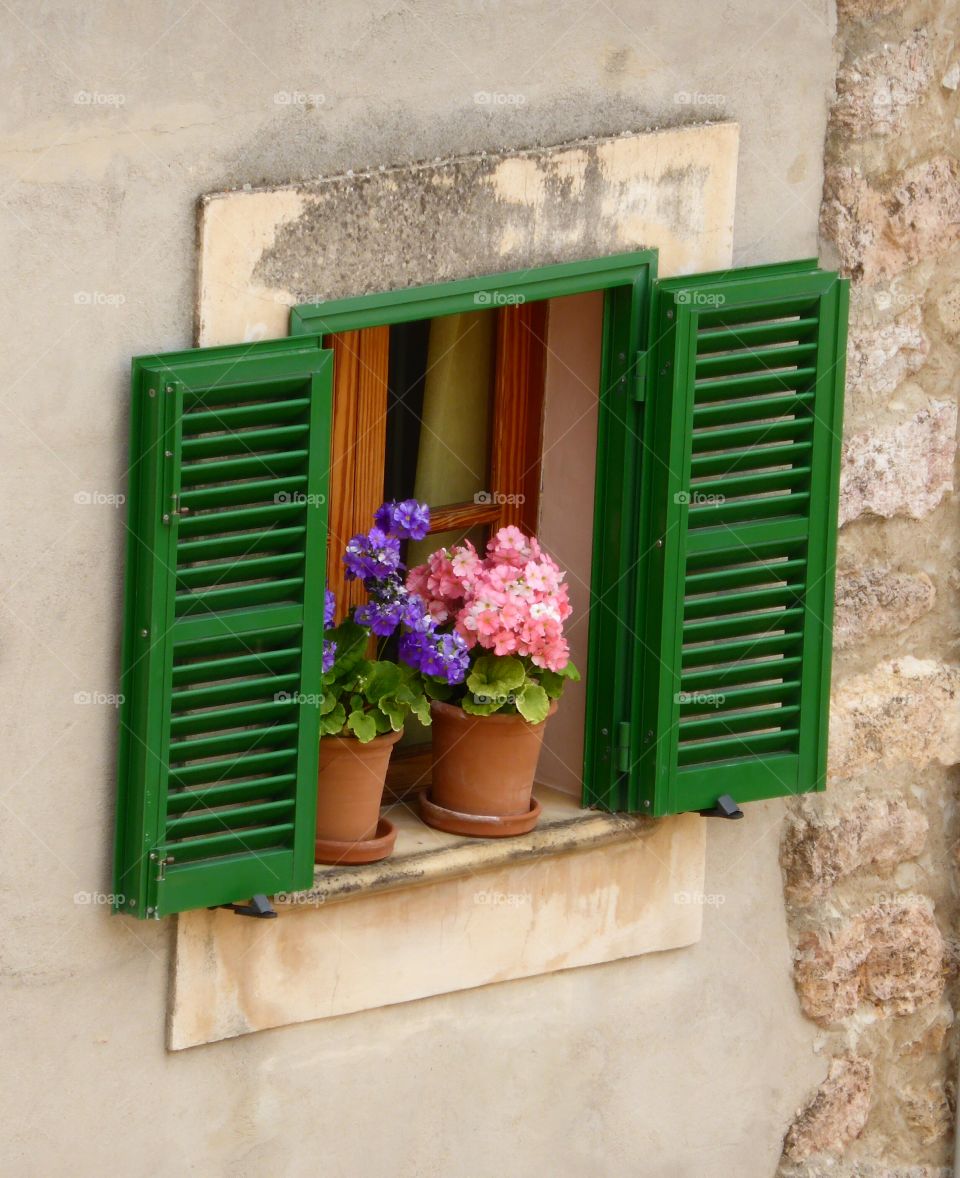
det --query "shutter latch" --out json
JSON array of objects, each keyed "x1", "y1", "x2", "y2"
[
  {"x1": 615, "y1": 721, "x2": 631, "y2": 774},
  {"x1": 632, "y1": 350, "x2": 648, "y2": 403}
]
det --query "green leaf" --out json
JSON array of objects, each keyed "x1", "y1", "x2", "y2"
[
  {"x1": 349, "y1": 693, "x2": 365, "y2": 713},
  {"x1": 379, "y1": 698, "x2": 405, "y2": 732},
  {"x1": 319, "y1": 702, "x2": 346, "y2": 735},
  {"x1": 319, "y1": 691, "x2": 339, "y2": 716},
  {"x1": 423, "y1": 676, "x2": 453, "y2": 701},
  {"x1": 538, "y1": 670, "x2": 566, "y2": 700},
  {"x1": 363, "y1": 660, "x2": 403, "y2": 704},
  {"x1": 409, "y1": 693, "x2": 432, "y2": 725},
  {"x1": 467, "y1": 654, "x2": 526, "y2": 698},
  {"x1": 516, "y1": 684, "x2": 550, "y2": 725},
  {"x1": 462, "y1": 694, "x2": 504, "y2": 716},
  {"x1": 346, "y1": 710, "x2": 377, "y2": 742}
]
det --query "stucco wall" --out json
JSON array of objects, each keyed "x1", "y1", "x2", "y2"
[{"x1": 1, "y1": 3, "x2": 839, "y2": 1175}]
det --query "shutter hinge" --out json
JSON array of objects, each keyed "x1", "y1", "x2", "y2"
[
  {"x1": 149, "y1": 851, "x2": 175, "y2": 881},
  {"x1": 633, "y1": 350, "x2": 648, "y2": 402},
  {"x1": 615, "y1": 721, "x2": 631, "y2": 774}
]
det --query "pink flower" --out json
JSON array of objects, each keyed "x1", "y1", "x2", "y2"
[{"x1": 405, "y1": 528, "x2": 573, "y2": 671}]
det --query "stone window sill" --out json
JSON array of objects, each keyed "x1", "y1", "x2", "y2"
[
  {"x1": 290, "y1": 786, "x2": 650, "y2": 908},
  {"x1": 171, "y1": 785, "x2": 706, "y2": 1049}
]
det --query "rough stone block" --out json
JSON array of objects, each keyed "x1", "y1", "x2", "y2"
[
  {"x1": 793, "y1": 898, "x2": 946, "y2": 1025},
  {"x1": 782, "y1": 794, "x2": 928, "y2": 904},
  {"x1": 829, "y1": 657, "x2": 960, "y2": 781},
  {"x1": 845, "y1": 304, "x2": 928, "y2": 399},
  {"x1": 833, "y1": 567, "x2": 935, "y2": 649},
  {"x1": 822, "y1": 157, "x2": 960, "y2": 282},
  {"x1": 831, "y1": 32, "x2": 932, "y2": 137},
  {"x1": 782, "y1": 1054, "x2": 873, "y2": 1161},
  {"x1": 838, "y1": 402, "x2": 957, "y2": 527}
]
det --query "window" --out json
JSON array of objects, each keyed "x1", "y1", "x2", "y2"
[{"x1": 114, "y1": 252, "x2": 848, "y2": 918}]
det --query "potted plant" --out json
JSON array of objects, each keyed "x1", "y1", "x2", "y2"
[
  {"x1": 405, "y1": 526, "x2": 580, "y2": 837},
  {"x1": 316, "y1": 501, "x2": 469, "y2": 864}
]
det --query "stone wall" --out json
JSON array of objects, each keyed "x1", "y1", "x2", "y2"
[{"x1": 779, "y1": 1, "x2": 960, "y2": 1172}]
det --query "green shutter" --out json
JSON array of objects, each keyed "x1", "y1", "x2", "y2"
[
  {"x1": 622, "y1": 261, "x2": 848, "y2": 816},
  {"x1": 114, "y1": 336, "x2": 332, "y2": 917}
]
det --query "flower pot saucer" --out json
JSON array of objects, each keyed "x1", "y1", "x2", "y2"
[
  {"x1": 314, "y1": 817, "x2": 397, "y2": 865},
  {"x1": 419, "y1": 791, "x2": 541, "y2": 838}
]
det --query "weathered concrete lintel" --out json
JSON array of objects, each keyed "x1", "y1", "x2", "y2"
[{"x1": 291, "y1": 797, "x2": 651, "y2": 908}]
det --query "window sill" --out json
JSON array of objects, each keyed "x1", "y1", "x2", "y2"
[
  {"x1": 293, "y1": 787, "x2": 650, "y2": 909},
  {"x1": 170, "y1": 787, "x2": 706, "y2": 1050}
]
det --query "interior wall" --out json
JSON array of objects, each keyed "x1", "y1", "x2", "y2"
[{"x1": 536, "y1": 291, "x2": 604, "y2": 796}]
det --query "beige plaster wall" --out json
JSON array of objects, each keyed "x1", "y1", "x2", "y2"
[{"x1": 0, "y1": 3, "x2": 840, "y2": 1175}]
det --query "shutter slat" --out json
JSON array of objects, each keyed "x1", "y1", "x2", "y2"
[
  {"x1": 166, "y1": 798, "x2": 296, "y2": 839},
  {"x1": 169, "y1": 697, "x2": 298, "y2": 737},
  {"x1": 681, "y1": 656, "x2": 803, "y2": 691},
  {"x1": 160, "y1": 824, "x2": 296, "y2": 863},
  {"x1": 696, "y1": 315, "x2": 819, "y2": 352},
  {"x1": 695, "y1": 342, "x2": 817, "y2": 377},
  {"x1": 177, "y1": 552, "x2": 304, "y2": 590},
  {"x1": 166, "y1": 773, "x2": 298, "y2": 814},
  {"x1": 177, "y1": 526, "x2": 307, "y2": 563},
  {"x1": 168, "y1": 748, "x2": 297, "y2": 789},
  {"x1": 172, "y1": 646, "x2": 302, "y2": 687},
  {"x1": 179, "y1": 475, "x2": 307, "y2": 511},
  {"x1": 170, "y1": 672, "x2": 300, "y2": 710},
  {"x1": 183, "y1": 397, "x2": 311, "y2": 433},
  {"x1": 181, "y1": 423, "x2": 309, "y2": 459},
  {"x1": 179, "y1": 450, "x2": 310, "y2": 485},
  {"x1": 175, "y1": 577, "x2": 306, "y2": 616}
]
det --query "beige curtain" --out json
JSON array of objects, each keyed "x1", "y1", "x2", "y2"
[{"x1": 408, "y1": 310, "x2": 495, "y2": 564}]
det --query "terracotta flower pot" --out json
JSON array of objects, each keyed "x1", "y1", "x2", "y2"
[
  {"x1": 315, "y1": 729, "x2": 402, "y2": 862},
  {"x1": 424, "y1": 699, "x2": 558, "y2": 835}
]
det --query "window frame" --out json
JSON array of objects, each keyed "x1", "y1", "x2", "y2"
[{"x1": 290, "y1": 251, "x2": 658, "y2": 809}]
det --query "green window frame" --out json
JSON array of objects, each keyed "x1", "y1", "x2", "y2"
[{"x1": 115, "y1": 251, "x2": 847, "y2": 918}]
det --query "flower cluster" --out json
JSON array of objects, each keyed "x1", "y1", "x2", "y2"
[
  {"x1": 323, "y1": 588, "x2": 337, "y2": 672},
  {"x1": 406, "y1": 526, "x2": 572, "y2": 672},
  {"x1": 329, "y1": 499, "x2": 469, "y2": 686}
]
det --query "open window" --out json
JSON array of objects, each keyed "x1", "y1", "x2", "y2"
[{"x1": 114, "y1": 252, "x2": 847, "y2": 918}]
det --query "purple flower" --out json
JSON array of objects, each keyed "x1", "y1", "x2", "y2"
[
  {"x1": 356, "y1": 595, "x2": 405, "y2": 638},
  {"x1": 324, "y1": 587, "x2": 336, "y2": 629},
  {"x1": 374, "y1": 499, "x2": 431, "y2": 541},
  {"x1": 399, "y1": 625, "x2": 469, "y2": 685},
  {"x1": 322, "y1": 639, "x2": 337, "y2": 673},
  {"x1": 343, "y1": 527, "x2": 401, "y2": 582}
]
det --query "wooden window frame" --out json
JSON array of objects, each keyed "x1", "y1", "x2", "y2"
[{"x1": 321, "y1": 303, "x2": 548, "y2": 619}]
